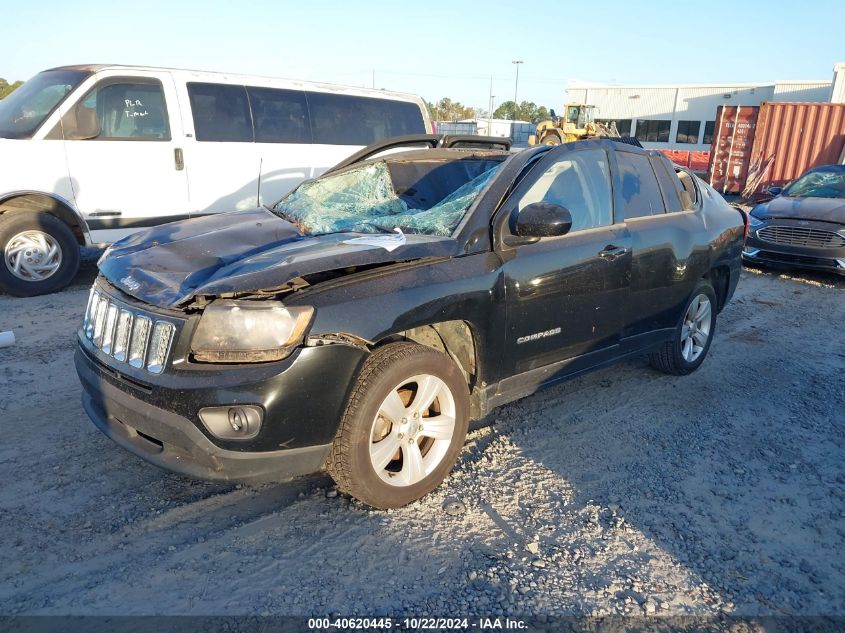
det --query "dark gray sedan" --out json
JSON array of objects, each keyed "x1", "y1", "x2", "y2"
[{"x1": 743, "y1": 165, "x2": 845, "y2": 275}]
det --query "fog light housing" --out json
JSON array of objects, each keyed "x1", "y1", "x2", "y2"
[{"x1": 199, "y1": 405, "x2": 263, "y2": 440}]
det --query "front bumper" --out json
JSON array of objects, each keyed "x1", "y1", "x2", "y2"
[
  {"x1": 743, "y1": 226, "x2": 845, "y2": 275},
  {"x1": 76, "y1": 337, "x2": 368, "y2": 483},
  {"x1": 742, "y1": 246, "x2": 845, "y2": 275}
]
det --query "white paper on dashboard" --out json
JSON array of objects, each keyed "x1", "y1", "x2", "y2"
[{"x1": 343, "y1": 228, "x2": 406, "y2": 252}]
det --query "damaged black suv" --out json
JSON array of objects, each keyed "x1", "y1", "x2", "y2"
[{"x1": 76, "y1": 135, "x2": 745, "y2": 508}]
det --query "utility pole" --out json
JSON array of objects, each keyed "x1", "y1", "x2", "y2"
[
  {"x1": 488, "y1": 76, "x2": 494, "y2": 136},
  {"x1": 512, "y1": 60, "x2": 524, "y2": 122}
]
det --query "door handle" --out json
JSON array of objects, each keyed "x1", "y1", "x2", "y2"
[
  {"x1": 598, "y1": 244, "x2": 629, "y2": 260},
  {"x1": 174, "y1": 148, "x2": 184, "y2": 171}
]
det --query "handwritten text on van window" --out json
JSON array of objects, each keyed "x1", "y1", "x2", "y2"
[{"x1": 124, "y1": 99, "x2": 149, "y2": 118}]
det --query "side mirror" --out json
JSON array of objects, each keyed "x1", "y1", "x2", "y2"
[
  {"x1": 64, "y1": 105, "x2": 100, "y2": 140},
  {"x1": 766, "y1": 185, "x2": 783, "y2": 197},
  {"x1": 512, "y1": 202, "x2": 573, "y2": 238}
]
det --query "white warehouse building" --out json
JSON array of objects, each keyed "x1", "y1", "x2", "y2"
[{"x1": 564, "y1": 64, "x2": 844, "y2": 152}]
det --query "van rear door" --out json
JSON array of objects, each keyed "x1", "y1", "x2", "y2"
[{"x1": 57, "y1": 70, "x2": 190, "y2": 243}]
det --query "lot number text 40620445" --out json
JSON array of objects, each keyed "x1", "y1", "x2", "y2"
[{"x1": 307, "y1": 617, "x2": 528, "y2": 630}]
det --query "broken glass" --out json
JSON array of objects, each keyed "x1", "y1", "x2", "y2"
[
  {"x1": 784, "y1": 171, "x2": 845, "y2": 199},
  {"x1": 275, "y1": 159, "x2": 501, "y2": 236}
]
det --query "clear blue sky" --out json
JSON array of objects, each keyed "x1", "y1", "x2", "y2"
[{"x1": 3, "y1": 0, "x2": 844, "y2": 112}]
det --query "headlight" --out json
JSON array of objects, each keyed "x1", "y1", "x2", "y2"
[
  {"x1": 748, "y1": 214, "x2": 765, "y2": 228},
  {"x1": 191, "y1": 300, "x2": 314, "y2": 363}
]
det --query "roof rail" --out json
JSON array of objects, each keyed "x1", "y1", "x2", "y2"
[
  {"x1": 324, "y1": 134, "x2": 513, "y2": 175},
  {"x1": 323, "y1": 135, "x2": 441, "y2": 175},
  {"x1": 440, "y1": 135, "x2": 512, "y2": 150}
]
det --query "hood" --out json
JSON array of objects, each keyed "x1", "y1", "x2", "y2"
[
  {"x1": 99, "y1": 207, "x2": 460, "y2": 308},
  {"x1": 751, "y1": 196, "x2": 845, "y2": 225}
]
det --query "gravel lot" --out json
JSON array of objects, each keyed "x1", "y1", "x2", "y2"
[{"x1": 0, "y1": 257, "x2": 843, "y2": 618}]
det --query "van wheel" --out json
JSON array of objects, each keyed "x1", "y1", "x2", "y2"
[
  {"x1": 649, "y1": 280, "x2": 717, "y2": 375},
  {"x1": 0, "y1": 212, "x2": 80, "y2": 297},
  {"x1": 326, "y1": 342, "x2": 470, "y2": 509}
]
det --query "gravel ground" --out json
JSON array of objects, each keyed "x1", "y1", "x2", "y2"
[{"x1": 0, "y1": 258, "x2": 843, "y2": 618}]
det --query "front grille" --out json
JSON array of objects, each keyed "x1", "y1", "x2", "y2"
[
  {"x1": 82, "y1": 285, "x2": 177, "y2": 374},
  {"x1": 757, "y1": 225, "x2": 845, "y2": 249}
]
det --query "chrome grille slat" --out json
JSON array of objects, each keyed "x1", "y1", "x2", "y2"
[
  {"x1": 128, "y1": 316, "x2": 152, "y2": 369},
  {"x1": 147, "y1": 321, "x2": 175, "y2": 374},
  {"x1": 101, "y1": 304, "x2": 119, "y2": 354},
  {"x1": 113, "y1": 310, "x2": 133, "y2": 362},
  {"x1": 758, "y1": 225, "x2": 845, "y2": 249},
  {"x1": 92, "y1": 295, "x2": 109, "y2": 346},
  {"x1": 83, "y1": 284, "x2": 177, "y2": 374}
]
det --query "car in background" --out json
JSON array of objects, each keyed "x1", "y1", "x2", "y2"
[
  {"x1": 0, "y1": 65, "x2": 431, "y2": 297},
  {"x1": 743, "y1": 164, "x2": 845, "y2": 275},
  {"x1": 75, "y1": 135, "x2": 744, "y2": 509}
]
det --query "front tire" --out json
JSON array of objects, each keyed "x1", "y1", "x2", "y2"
[
  {"x1": 649, "y1": 280, "x2": 717, "y2": 375},
  {"x1": 326, "y1": 342, "x2": 470, "y2": 509},
  {"x1": 0, "y1": 212, "x2": 80, "y2": 297}
]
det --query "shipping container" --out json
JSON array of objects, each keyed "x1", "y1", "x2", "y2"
[
  {"x1": 707, "y1": 106, "x2": 759, "y2": 193},
  {"x1": 745, "y1": 102, "x2": 845, "y2": 195}
]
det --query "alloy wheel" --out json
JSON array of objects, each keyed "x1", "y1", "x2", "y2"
[
  {"x1": 369, "y1": 374, "x2": 457, "y2": 487},
  {"x1": 680, "y1": 293, "x2": 712, "y2": 363}
]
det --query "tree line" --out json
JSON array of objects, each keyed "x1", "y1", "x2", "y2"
[
  {"x1": 0, "y1": 78, "x2": 23, "y2": 100},
  {"x1": 427, "y1": 98, "x2": 553, "y2": 124}
]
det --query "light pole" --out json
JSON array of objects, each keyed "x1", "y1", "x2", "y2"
[
  {"x1": 487, "y1": 75, "x2": 494, "y2": 135},
  {"x1": 512, "y1": 60, "x2": 524, "y2": 122}
]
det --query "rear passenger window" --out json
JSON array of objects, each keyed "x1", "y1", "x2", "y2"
[
  {"x1": 651, "y1": 156, "x2": 683, "y2": 213},
  {"x1": 616, "y1": 152, "x2": 666, "y2": 218},
  {"x1": 308, "y1": 93, "x2": 425, "y2": 145},
  {"x1": 247, "y1": 87, "x2": 310, "y2": 143},
  {"x1": 517, "y1": 148, "x2": 613, "y2": 232},
  {"x1": 187, "y1": 82, "x2": 253, "y2": 142}
]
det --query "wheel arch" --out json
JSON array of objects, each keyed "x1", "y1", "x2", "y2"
[
  {"x1": 706, "y1": 265, "x2": 731, "y2": 312},
  {"x1": 373, "y1": 320, "x2": 479, "y2": 391},
  {"x1": 0, "y1": 191, "x2": 90, "y2": 246}
]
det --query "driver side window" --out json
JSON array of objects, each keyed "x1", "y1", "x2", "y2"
[
  {"x1": 57, "y1": 79, "x2": 171, "y2": 141},
  {"x1": 517, "y1": 149, "x2": 613, "y2": 232}
]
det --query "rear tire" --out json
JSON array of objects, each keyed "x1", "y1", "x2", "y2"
[
  {"x1": 0, "y1": 212, "x2": 80, "y2": 297},
  {"x1": 542, "y1": 134, "x2": 562, "y2": 146},
  {"x1": 649, "y1": 280, "x2": 717, "y2": 376},
  {"x1": 326, "y1": 342, "x2": 470, "y2": 509}
]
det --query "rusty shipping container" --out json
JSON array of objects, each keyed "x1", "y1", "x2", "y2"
[
  {"x1": 707, "y1": 106, "x2": 759, "y2": 193},
  {"x1": 745, "y1": 102, "x2": 845, "y2": 196}
]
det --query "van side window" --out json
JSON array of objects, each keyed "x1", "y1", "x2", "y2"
[
  {"x1": 616, "y1": 152, "x2": 666, "y2": 218},
  {"x1": 246, "y1": 87, "x2": 311, "y2": 143},
  {"x1": 517, "y1": 148, "x2": 613, "y2": 232},
  {"x1": 308, "y1": 93, "x2": 425, "y2": 145},
  {"x1": 64, "y1": 80, "x2": 171, "y2": 141},
  {"x1": 651, "y1": 156, "x2": 683, "y2": 213},
  {"x1": 187, "y1": 82, "x2": 253, "y2": 142}
]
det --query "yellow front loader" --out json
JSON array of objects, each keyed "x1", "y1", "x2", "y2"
[{"x1": 530, "y1": 104, "x2": 620, "y2": 146}]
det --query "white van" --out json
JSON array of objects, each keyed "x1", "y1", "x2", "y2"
[{"x1": 0, "y1": 64, "x2": 432, "y2": 296}]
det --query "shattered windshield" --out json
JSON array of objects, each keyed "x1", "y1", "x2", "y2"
[
  {"x1": 784, "y1": 170, "x2": 845, "y2": 199},
  {"x1": 273, "y1": 158, "x2": 502, "y2": 236}
]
